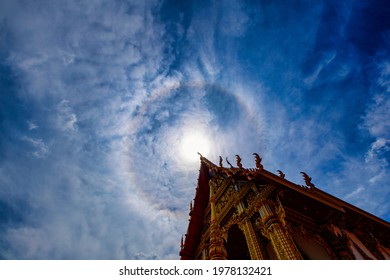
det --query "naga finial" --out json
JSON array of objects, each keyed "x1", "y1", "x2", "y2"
[
  {"x1": 197, "y1": 152, "x2": 203, "y2": 158},
  {"x1": 219, "y1": 156, "x2": 223, "y2": 168},
  {"x1": 253, "y1": 153, "x2": 263, "y2": 170},
  {"x1": 277, "y1": 170, "x2": 285, "y2": 179},
  {"x1": 300, "y1": 172, "x2": 315, "y2": 189},
  {"x1": 235, "y1": 155, "x2": 243, "y2": 168},
  {"x1": 226, "y1": 157, "x2": 234, "y2": 168}
]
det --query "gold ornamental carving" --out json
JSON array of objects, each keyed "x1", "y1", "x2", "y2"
[
  {"x1": 215, "y1": 186, "x2": 235, "y2": 215},
  {"x1": 209, "y1": 179, "x2": 227, "y2": 260},
  {"x1": 240, "y1": 218, "x2": 265, "y2": 259},
  {"x1": 209, "y1": 223, "x2": 227, "y2": 260},
  {"x1": 258, "y1": 200, "x2": 303, "y2": 260}
]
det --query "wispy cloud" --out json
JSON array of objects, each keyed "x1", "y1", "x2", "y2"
[
  {"x1": 0, "y1": 0, "x2": 182, "y2": 259},
  {"x1": 363, "y1": 93, "x2": 390, "y2": 139},
  {"x1": 56, "y1": 100, "x2": 78, "y2": 132},
  {"x1": 27, "y1": 121, "x2": 38, "y2": 131},
  {"x1": 345, "y1": 186, "x2": 365, "y2": 200},
  {"x1": 21, "y1": 136, "x2": 50, "y2": 159},
  {"x1": 0, "y1": 0, "x2": 389, "y2": 260}
]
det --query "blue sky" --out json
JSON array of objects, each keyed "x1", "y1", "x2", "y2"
[{"x1": 0, "y1": 0, "x2": 389, "y2": 259}]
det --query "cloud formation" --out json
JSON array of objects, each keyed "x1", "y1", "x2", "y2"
[{"x1": 0, "y1": 0, "x2": 389, "y2": 259}]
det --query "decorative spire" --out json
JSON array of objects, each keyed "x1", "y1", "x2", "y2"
[
  {"x1": 219, "y1": 156, "x2": 223, "y2": 168},
  {"x1": 180, "y1": 235, "x2": 184, "y2": 250},
  {"x1": 253, "y1": 153, "x2": 263, "y2": 170},
  {"x1": 235, "y1": 155, "x2": 243, "y2": 168},
  {"x1": 277, "y1": 170, "x2": 285, "y2": 179},
  {"x1": 225, "y1": 157, "x2": 234, "y2": 168},
  {"x1": 300, "y1": 172, "x2": 315, "y2": 189}
]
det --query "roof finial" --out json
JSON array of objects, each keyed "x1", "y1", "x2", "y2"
[
  {"x1": 219, "y1": 156, "x2": 223, "y2": 168},
  {"x1": 277, "y1": 170, "x2": 285, "y2": 179},
  {"x1": 300, "y1": 172, "x2": 315, "y2": 189},
  {"x1": 235, "y1": 155, "x2": 243, "y2": 168},
  {"x1": 253, "y1": 153, "x2": 263, "y2": 170},
  {"x1": 226, "y1": 157, "x2": 234, "y2": 168}
]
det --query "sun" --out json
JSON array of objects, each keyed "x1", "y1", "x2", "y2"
[{"x1": 180, "y1": 132, "x2": 211, "y2": 163}]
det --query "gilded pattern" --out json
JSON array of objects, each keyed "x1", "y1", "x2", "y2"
[
  {"x1": 239, "y1": 218, "x2": 265, "y2": 259},
  {"x1": 257, "y1": 200, "x2": 303, "y2": 260},
  {"x1": 208, "y1": 171, "x2": 302, "y2": 260},
  {"x1": 183, "y1": 155, "x2": 389, "y2": 260},
  {"x1": 209, "y1": 177, "x2": 227, "y2": 260},
  {"x1": 215, "y1": 186, "x2": 235, "y2": 215}
]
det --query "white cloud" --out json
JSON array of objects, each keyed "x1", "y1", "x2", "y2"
[
  {"x1": 57, "y1": 100, "x2": 78, "y2": 132},
  {"x1": 304, "y1": 51, "x2": 337, "y2": 86},
  {"x1": 21, "y1": 136, "x2": 50, "y2": 159},
  {"x1": 366, "y1": 138, "x2": 390, "y2": 163},
  {"x1": 345, "y1": 186, "x2": 365, "y2": 200},
  {"x1": 1, "y1": 0, "x2": 390, "y2": 261},
  {"x1": 27, "y1": 121, "x2": 39, "y2": 131},
  {"x1": 363, "y1": 94, "x2": 390, "y2": 139},
  {"x1": 0, "y1": 0, "x2": 185, "y2": 260}
]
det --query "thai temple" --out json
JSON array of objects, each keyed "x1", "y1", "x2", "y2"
[{"x1": 180, "y1": 153, "x2": 390, "y2": 260}]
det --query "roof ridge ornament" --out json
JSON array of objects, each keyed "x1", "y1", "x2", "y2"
[
  {"x1": 225, "y1": 157, "x2": 234, "y2": 168},
  {"x1": 277, "y1": 170, "x2": 286, "y2": 179},
  {"x1": 253, "y1": 153, "x2": 263, "y2": 171},
  {"x1": 235, "y1": 155, "x2": 243, "y2": 169},
  {"x1": 300, "y1": 172, "x2": 316, "y2": 189}
]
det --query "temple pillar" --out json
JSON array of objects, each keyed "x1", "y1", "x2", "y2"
[
  {"x1": 209, "y1": 180, "x2": 227, "y2": 260},
  {"x1": 234, "y1": 200, "x2": 264, "y2": 259},
  {"x1": 258, "y1": 200, "x2": 302, "y2": 260},
  {"x1": 240, "y1": 218, "x2": 265, "y2": 259}
]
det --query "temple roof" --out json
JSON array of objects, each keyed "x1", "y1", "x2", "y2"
[{"x1": 180, "y1": 153, "x2": 390, "y2": 259}]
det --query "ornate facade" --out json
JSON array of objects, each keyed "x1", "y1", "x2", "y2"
[{"x1": 180, "y1": 154, "x2": 390, "y2": 260}]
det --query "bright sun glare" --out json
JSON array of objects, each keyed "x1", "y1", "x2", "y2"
[{"x1": 180, "y1": 132, "x2": 211, "y2": 162}]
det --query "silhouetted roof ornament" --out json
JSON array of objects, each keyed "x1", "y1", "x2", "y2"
[
  {"x1": 219, "y1": 156, "x2": 223, "y2": 168},
  {"x1": 225, "y1": 157, "x2": 234, "y2": 168},
  {"x1": 300, "y1": 172, "x2": 316, "y2": 189},
  {"x1": 253, "y1": 153, "x2": 263, "y2": 170},
  {"x1": 277, "y1": 170, "x2": 286, "y2": 179},
  {"x1": 235, "y1": 155, "x2": 243, "y2": 169}
]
